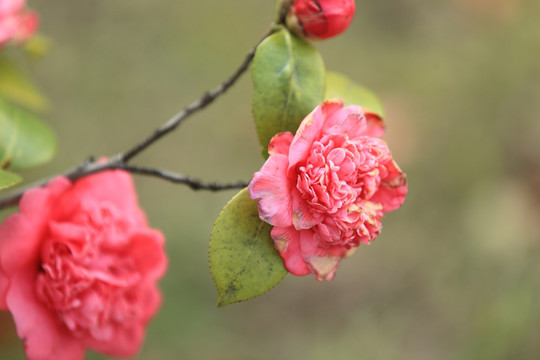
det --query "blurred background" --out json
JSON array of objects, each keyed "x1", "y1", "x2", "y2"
[{"x1": 1, "y1": 0, "x2": 540, "y2": 358}]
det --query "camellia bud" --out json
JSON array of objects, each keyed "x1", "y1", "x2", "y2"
[{"x1": 285, "y1": 0, "x2": 356, "y2": 40}]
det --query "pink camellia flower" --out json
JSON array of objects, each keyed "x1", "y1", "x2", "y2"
[
  {"x1": 0, "y1": 0, "x2": 38, "y2": 46},
  {"x1": 286, "y1": 0, "x2": 356, "y2": 40},
  {"x1": 249, "y1": 99, "x2": 407, "y2": 281},
  {"x1": 0, "y1": 170, "x2": 167, "y2": 359}
]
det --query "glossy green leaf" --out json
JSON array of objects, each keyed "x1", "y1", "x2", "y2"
[
  {"x1": 0, "y1": 169, "x2": 22, "y2": 191},
  {"x1": 252, "y1": 26, "x2": 325, "y2": 152},
  {"x1": 210, "y1": 188, "x2": 287, "y2": 307},
  {"x1": 0, "y1": 96, "x2": 56, "y2": 170},
  {"x1": 325, "y1": 71, "x2": 385, "y2": 117},
  {"x1": 0, "y1": 55, "x2": 48, "y2": 112}
]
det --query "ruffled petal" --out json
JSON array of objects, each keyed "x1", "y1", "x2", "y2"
[
  {"x1": 370, "y1": 159, "x2": 407, "y2": 212},
  {"x1": 83, "y1": 324, "x2": 144, "y2": 358},
  {"x1": 336, "y1": 113, "x2": 365, "y2": 138},
  {"x1": 363, "y1": 111, "x2": 385, "y2": 138},
  {"x1": 305, "y1": 255, "x2": 341, "y2": 281},
  {"x1": 52, "y1": 171, "x2": 145, "y2": 225},
  {"x1": 7, "y1": 271, "x2": 85, "y2": 360},
  {"x1": 268, "y1": 132, "x2": 293, "y2": 156},
  {"x1": 271, "y1": 226, "x2": 310, "y2": 276},
  {"x1": 298, "y1": 230, "x2": 341, "y2": 281},
  {"x1": 0, "y1": 178, "x2": 69, "y2": 276},
  {"x1": 127, "y1": 230, "x2": 168, "y2": 279},
  {"x1": 288, "y1": 102, "x2": 331, "y2": 168},
  {"x1": 291, "y1": 191, "x2": 320, "y2": 230},
  {"x1": 323, "y1": 104, "x2": 385, "y2": 139},
  {"x1": 322, "y1": 100, "x2": 356, "y2": 131},
  {"x1": 249, "y1": 154, "x2": 293, "y2": 227}
]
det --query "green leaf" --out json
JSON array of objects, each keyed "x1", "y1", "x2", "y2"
[
  {"x1": 210, "y1": 188, "x2": 287, "y2": 307},
  {"x1": 252, "y1": 26, "x2": 325, "y2": 152},
  {"x1": 0, "y1": 96, "x2": 56, "y2": 170},
  {"x1": 325, "y1": 71, "x2": 385, "y2": 117},
  {"x1": 23, "y1": 35, "x2": 52, "y2": 60},
  {"x1": 0, "y1": 169, "x2": 22, "y2": 191},
  {"x1": 0, "y1": 55, "x2": 48, "y2": 112}
]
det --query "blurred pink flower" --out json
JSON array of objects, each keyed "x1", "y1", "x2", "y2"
[
  {"x1": 286, "y1": 0, "x2": 356, "y2": 40},
  {"x1": 249, "y1": 99, "x2": 407, "y2": 281},
  {"x1": 0, "y1": 171, "x2": 167, "y2": 359},
  {"x1": 0, "y1": 0, "x2": 38, "y2": 46}
]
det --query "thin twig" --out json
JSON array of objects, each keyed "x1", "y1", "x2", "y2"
[
  {"x1": 121, "y1": 26, "x2": 275, "y2": 163},
  {"x1": 123, "y1": 165, "x2": 249, "y2": 191}
]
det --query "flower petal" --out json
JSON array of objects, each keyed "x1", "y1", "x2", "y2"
[
  {"x1": 363, "y1": 111, "x2": 385, "y2": 138},
  {"x1": 83, "y1": 324, "x2": 144, "y2": 358},
  {"x1": 271, "y1": 226, "x2": 310, "y2": 276},
  {"x1": 0, "y1": 267, "x2": 8, "y2": 310},
  {"x1": 291, "y1": 192, "x2": 320, "y2": 230},
  {"x1": 0, "y1": 178, "x2": 69, "y2": 312},
  {"x1": 325, "y1": 105, "x2": 385, "y2": 139},
  {"x1": 249, "y1": 154, "x2": 293, "y2": 227},
  {"x1": 7, "y1": 271, "x2": 85, "y2": 360},
  {"x1": 305, "y1": 255, "x2": 341, "y2": 281},
  {"x1": 370, "y1": 159, "x2": 408, "y2": 212},
  {"x1": 0, "y1": 0, "x2": 24, "y2": 16},
  {"x1": 0, "y1": 178, "x2": 69, "y2": 275},
  {"x1": 298, "y1": 230, "x2": 341, "y2": 281},
  {"x1": 52, "y1": 171, "x2": 145, "y2": 224},
  {"x1": 127, "y1": 230, "x2": 168, "y2": 279},
  {"x1": 288, "y1": 101, "x2": 333, "y2": 168},
  {"x1": 322, "y1": 101, "x2": 356, "y2": 132},
  {"x1": 268, "y1": 132, "x2": 293, "y2": 156}
]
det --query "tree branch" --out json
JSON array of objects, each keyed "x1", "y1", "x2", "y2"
[
  {"x1": 0, "y1": 158, "x2": 250, "y2": 209},
  {"x1": 0, "y1": 26, "x2": 277, "y2": 210}
]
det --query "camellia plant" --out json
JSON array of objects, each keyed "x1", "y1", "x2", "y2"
[{"x1": 0, "y1": 0, "x2": 407, "y2": 358}]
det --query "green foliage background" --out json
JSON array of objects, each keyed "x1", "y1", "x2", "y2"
[{"x1": 1, "y1": 0, "x2": 540, "y2": 359}]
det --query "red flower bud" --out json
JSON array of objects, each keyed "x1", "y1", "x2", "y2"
[{"x1": 286, "y1": 0, "x2": 356, "y2": 40}]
